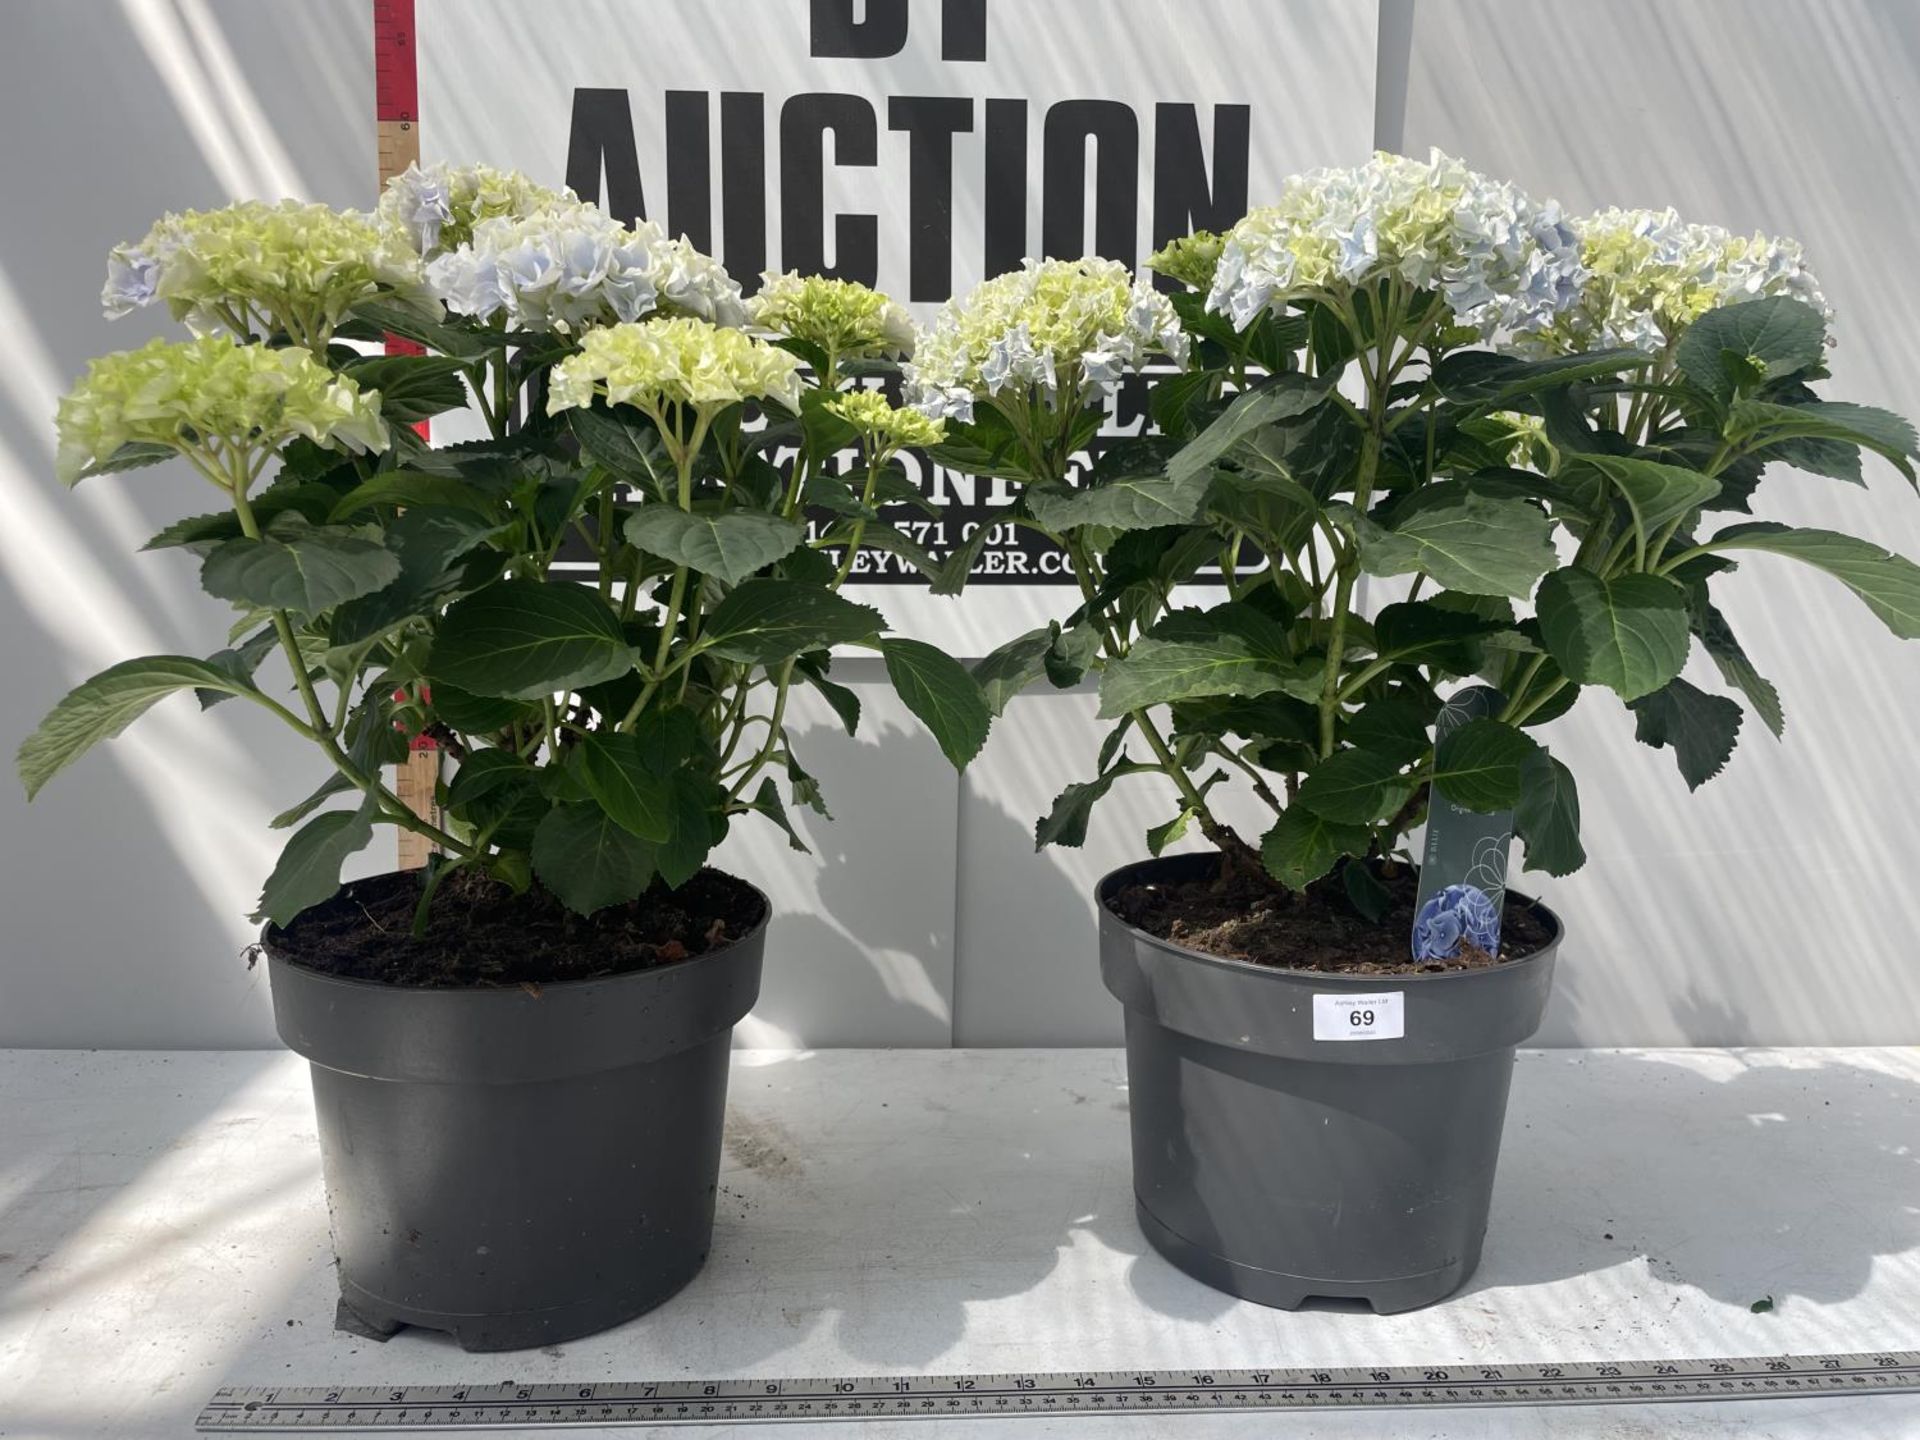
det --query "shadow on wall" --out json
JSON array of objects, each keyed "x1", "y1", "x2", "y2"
[
  {"x1": 0, "y1": 2, "x2": 377, "y2": 1049},
  {"x1": 719, "y1": 683, "x2": 963, "y2": 1048}
]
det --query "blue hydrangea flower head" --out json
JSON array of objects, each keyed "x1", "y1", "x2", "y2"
[{"x1": 1411, "y1": 883, "x2": 1502, "y2": 962}]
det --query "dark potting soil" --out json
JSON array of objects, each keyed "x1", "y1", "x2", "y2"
[
  {"x1": 1109, "y1": 861, "x2": 1555, "y2": 976},
  {"x1": 263, "y1": 867, "x2": 766, "y2": 988}
]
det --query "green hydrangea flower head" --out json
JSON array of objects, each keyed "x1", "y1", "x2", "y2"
[
  {"x1": 824, "y1": 388, "x2": 945, "y2": 454},
  {"x1": 104, "y1": 200, "x2": 428, "y2": 348},
  {"x1": 1146, "y1": 231, "x2": 1225, "y2": 291},
  {"x1": 904, "y1": 257, "x2": 1186, "y2": 421},
  {"x1": 54, "y1": 335, "x2": 389, "y2": 486},
  {"x1": 749, "y1": 272, "x2": 916, "y2": 362},
  {"x1": 1541, "y1": 206, "x2": 1831, "y2": 354},
  {"x1": 546, "y1": 316, "x2": 807, "y2": 419}
]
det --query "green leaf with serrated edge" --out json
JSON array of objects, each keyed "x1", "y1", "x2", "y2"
[
  {"x1": 531, "y1": 800, "x2": 657, "y2": 914},
  {"x1": 1630, "y1": 676, "x2": 1743, "y2": 790},
  {"x1": 255, "y1": 802, "x2": 376, "y2": 927},
  {"x1": 1726, "y1": 400, "x2": 1918, "y2": 484},
  {"x1": 748, "y1": 777, "x2": 810, "y2": 853},
  {"x1": 1295, "y1": 749, "x2": 1413, "y2": 825},
  {"x1": 625, "y1": 507, "x2": 805, "y2": 586},
  {"x1": 341, "y1": 353, "x2": 469, "y2": 424},
  {"x1": 1044, "y1": 622, "x2": 1101, "y2": 689},
  {"x1": 430, "y1": 684, "x2": 538, "y2": 733},
  {"x1": 1344, "y1": 692, "x2": 1434, "y2": 764},
  {"x1": 568, "y1": 405, "x2": 671, "y2": 490},
  {"x1": 1097, "y1": 637, "x2": 1312, "y2": 719},
  {"x1": 1690, "y1": 596, "x2": 1784, "y2": 739},
  {"x1": 1432, "y1": 718, "x2": 1537, "y2": 811},
  {"x1": 1025, "y1": 437, "x2": 1207, "y2": 533},
  {"x1": 445, "y1": 749, "x2": 538, "y2": 813},
  {"x1": 1035, "y1": 762, "x2": 1155, "y2": 849},
  {"x1": 267, "y1": 772, "x2": 358, "y2": 831},
  {"x1": 74, "y1": 440, "x2": 175, "y2": 484},
  {"x1": 1343, "y1": 860, "x2": 1394, "y2": 921},
  {"x1": 1260, "y1": 808, "x2": 1371, "y2": 892},
  {"x1": 331, "y1": 509, "x2": 502, "y2": 645},
  {"x1": 575, "y1": 731, "x2": 675, "y2": 841},
  {"x1": 1167, "y1": 373, "x2": 1333, "y2": 489},
  {"x1": 796, "y1": 654, "x2": 861, "y2": 736},
  {"x1": 653, "y1": 770, "x2": 729, "y2": 890},
  {"x1": 197, "y1": 626, "x2": 279, "y2": 709},
  {"x1": 787, "y1": 748, "x2": 831, "y2": 819},
  {"x1": 1350, "y1": 484, "x2": 1557, "y2": 599},
  {"x1": 1536, "y1": 569, "x2": 1692, "y2": 700},
  {"x1": 1371, "y1": 600, "x2": 1507, "y2": 667},
  {"x1": 825, "y1": 521, "x2": 942, "y2": 582},
  {"x1": 1145, "y1": 808, "x2": 1195, "y2": 857},
  {"x1": 881, "y1": 638, "x2": 991, "y2": 770},
  {"x1": 1703, "y1": 522, "x2": 1920, "y2": 638},
  {"x1": 1433, "y1": 347, "x2": 1653, "y2": 407},
  {"x1": 327, "y1": 470, "x2": 504, "y2": 522},
  {"x1": 17, "y1": 655, "x2": 255, "y2": 799},
  {"x1": 350, "y1": 297, "x2": 498, "y2": 359},
  {"x1": 1674, "y1": 295, "x2": 1827, "y2": 401},
  {"x1": 1514, "y1": 748, "x2": 1585, "y2": 877},
  {"x1": 972, "y1": 629, "x2": 1053, "y2": 717},
  {"x1": 1565, "y1": 453, "x2": 1722, "y2": 534},
  {"x1": 200, "y1": 522, "x2": 401, "y2": 616},
  {"x1": 699, "y1": 580, "x2": 884, "y2": 664},
  {"x1": 428, "y1": 580, "x2": 632, "y2": 700}
]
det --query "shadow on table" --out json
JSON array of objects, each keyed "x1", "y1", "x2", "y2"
[{"x1": 1470, "y1": 1045, "x2": 1920, "y2": 1311}]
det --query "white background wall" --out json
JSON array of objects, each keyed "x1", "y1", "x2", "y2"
[{"x1": 2, "y1": 0, "x2": 1916, "y2": 1050}]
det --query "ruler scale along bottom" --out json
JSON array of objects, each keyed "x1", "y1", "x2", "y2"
[{"x1": 197, "y1": 1352, "x2": 1920, "y2": 1429}]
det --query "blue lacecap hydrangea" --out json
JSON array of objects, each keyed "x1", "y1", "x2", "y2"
[{"x1": 1411, "y1": 883, "x2": 1502, "y2": 962}]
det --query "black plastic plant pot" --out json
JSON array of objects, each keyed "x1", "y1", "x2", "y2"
[
  {"x1": 1097, "y1": 853, "x2": 1560, "y2": 1315},
  {"x1": 265, "y1": 872, "x2": 768, "y2": 1353}
]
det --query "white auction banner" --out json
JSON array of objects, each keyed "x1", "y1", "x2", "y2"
[{"x1": 417, "y1": 0, "x2": 1378, "y2": 651}]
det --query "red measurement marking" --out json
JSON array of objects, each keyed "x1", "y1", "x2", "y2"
[{"x1": 372, "y1": 0, "x2": 419, "y2": 122}]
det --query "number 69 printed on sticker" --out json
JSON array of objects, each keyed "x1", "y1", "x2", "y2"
[{"x1": 1312, "y1": 992, "x2": 1406, "y2": 1041}]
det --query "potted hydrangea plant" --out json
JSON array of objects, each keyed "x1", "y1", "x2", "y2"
[
  {"x1": 925, "y1": 151, "x2": 1920, "y2": 1312},
  {"x1": 21, "y1": 164, "x2": 990, "y2": 1349}
]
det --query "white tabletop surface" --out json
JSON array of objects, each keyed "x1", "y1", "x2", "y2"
[{"x1": 2, "y1": 1045, "x2": 1917, "y2": 1438}]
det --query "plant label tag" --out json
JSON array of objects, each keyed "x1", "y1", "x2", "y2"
[
  {"x1": 1414, "y1": 685, "x2": 1515, "y2": 964},
  {"x1": 1313, "y1": 991, "x2": 1405, "y2": 1041}
]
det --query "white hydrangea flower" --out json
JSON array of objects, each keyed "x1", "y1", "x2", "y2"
[
  {"x1": 903, "y1": 257, "x2": 1186, "y2": 423},
  {"x1": 377, "y1": 161, "x2": 575, "y2": 257},
  {"x1": 1544, "y1": 206, "x2": 1833, "y2": 354},
  {"x1": 1206, "y1": 149, "x2": 1587, "y2": 347},
  {"x1": 423, "y1": 201, "x2": 745, "y2": 334}
]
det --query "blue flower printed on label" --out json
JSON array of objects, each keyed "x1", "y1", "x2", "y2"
[{"x1": 1411, "y1": 882, "x2": 1502, "y2": 962}]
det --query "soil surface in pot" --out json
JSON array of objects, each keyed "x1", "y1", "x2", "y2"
[
  {"x1": 1110, "y1": 860, "x2": 1553, "y2": 975},
  {"x1": 264, "y1": 867, "x2": 765, "y2": 987}
]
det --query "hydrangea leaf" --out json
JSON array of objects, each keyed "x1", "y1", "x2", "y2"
[
  {"x1": 1514, "y1": 748, "x2": 1585, "y2": 877},
  {"x1": 17, "y1": 655, "x2": 257, "y2": 799},
  {"x1": 1674, "y1": 295, "x2": 1826, "y2": 402},
  {"x1": 254, "y1": 802, "x2": 377, "y2": 928},
  {"x1": 200, "y1": 520, "x2": 402, "y2": 616},
  {"x1": 1629, "y1": 676, "x2": 1743, "y2": 790},
  {"x1": 1295, "y1": 749, "x2": 1413, "y2": 825},
  {"x1": 428, "y1": 579, "x2": 633, "y2": 699},
  {"x1": 531, "y1": 800, "x2": 657, "y2": 914},
  {"x1": 1432, "y1": 718, "x2": 1537, "y2": 811},
  {"x1": 1564, "y1": 453, "x2": 1722, "y2": 534},
  {"x1": 1350, "y1": 485, "x2": 1558, "y2": 599},
  {"x1": 881, "y1": 637, "x2": 992, "y2": 770},
  {"x1": 1705, "y1": 522, "x2": 1920, "y2": 638},
  {"x1": 1536, "y1": 569, "x2": 1692, "y2": 701},
  {"x1": 699, "y1": 580, "x2": 884, "y2": 663},
  {"x1": 624, "y1": 508, "x2": 805, "y2": 586},
  {"x1": 1260, "y1": 808, "x2": 1371, "y2": 892}
]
